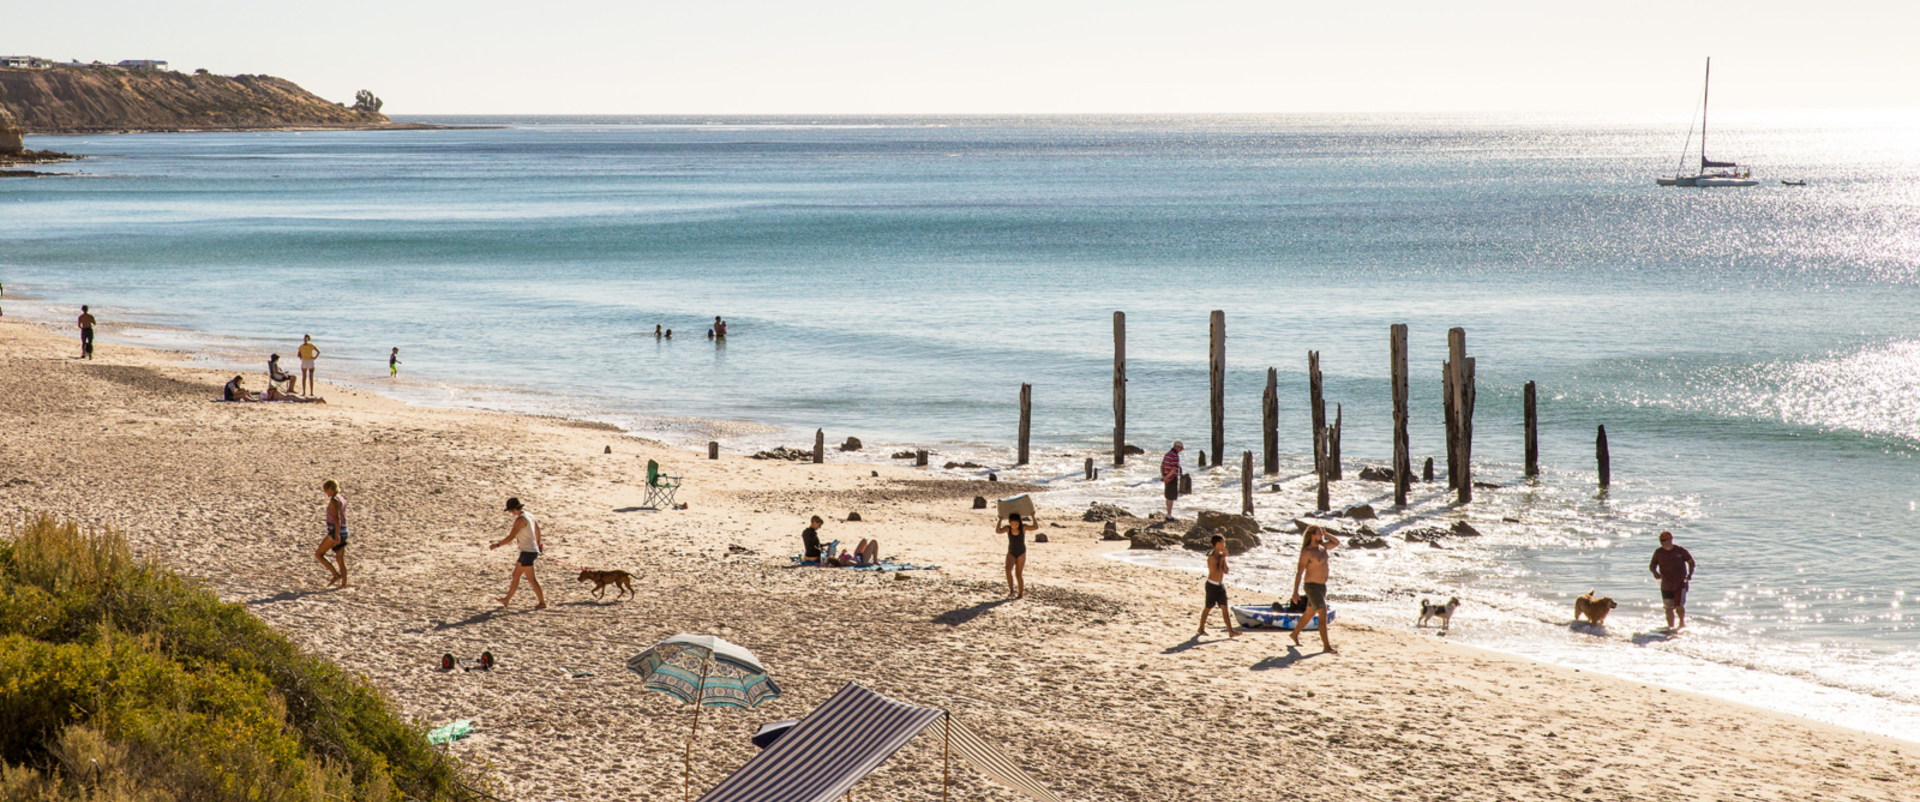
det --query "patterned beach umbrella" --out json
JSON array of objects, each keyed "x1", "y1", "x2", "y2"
[{"x1": 628, "y1": 634, "x2": 782, "y2": 802}]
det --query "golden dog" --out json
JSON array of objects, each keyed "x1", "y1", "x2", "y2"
[{"x1": 1574, "y1": 590, "x2": 1617, "y2": 626}]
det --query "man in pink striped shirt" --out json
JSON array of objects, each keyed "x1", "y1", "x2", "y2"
[{"x1": 1161, "y1": 441, "x2": 1184, "y2": 520}]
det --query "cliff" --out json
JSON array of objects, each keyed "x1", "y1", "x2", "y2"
[{"x1": 0, "y1": 67, "x2": 394, "y2": 134}]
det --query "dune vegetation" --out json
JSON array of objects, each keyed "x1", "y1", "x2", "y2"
[{"x1": 0, "y1": 514, "x2": 485, "y2": 802}]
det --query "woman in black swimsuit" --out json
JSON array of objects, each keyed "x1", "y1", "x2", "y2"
[{"x1": 997, "y1": 512, "x2": 1035, "y2": 599}]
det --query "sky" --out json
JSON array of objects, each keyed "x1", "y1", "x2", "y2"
[{"x1": 8, "y1": 1, "x2": 1920, "y2": 115}]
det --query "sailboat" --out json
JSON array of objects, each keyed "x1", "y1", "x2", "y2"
[{"x1": 1657, "y1": 57, "x2": 1758, "y2": 187}]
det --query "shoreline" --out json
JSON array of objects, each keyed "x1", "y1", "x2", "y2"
[
  {"x1": 3, "y1": 317, "x2": 1916, "y2": 800},
  {"x1": 25, "y1": 122, "x2": 481, "y2": 135},
  {"x1": 10, "y1": 296, "x2": 1920, "y2": 746}
]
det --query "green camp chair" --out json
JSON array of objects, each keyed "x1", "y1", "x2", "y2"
[{"x1": 644, "y1": 459, "x2": 682, "y2": 509}]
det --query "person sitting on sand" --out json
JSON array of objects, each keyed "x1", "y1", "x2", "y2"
[
  {"x1": 489, "y1": 497, "x2": 546, "y2": 609},
  {"x1": 997, "y1": 512, "x2": 1036, "y2": 599},
  {"x1": 801, "y1": 515, "x2": 825, "y2": 566},
  {"x1": 268, "y1": 354, "x2": 295, "y2": 392},
  {"x1": 223, "y1": 375, "x2": 258, "y2": 402}
]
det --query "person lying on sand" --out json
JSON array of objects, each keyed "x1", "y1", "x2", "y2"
[
  {"x1": 830, "y1": 538, "x2": 879, "y2": 567},
  {"x1": 264, "y1": 384, "x2": 324, "y2": 403}
]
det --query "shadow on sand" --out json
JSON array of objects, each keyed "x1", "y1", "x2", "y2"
[
  {"x1": 932, "y1": 599, "x2": 1010, "y2": 626},
  {"x1": 1250, "y1": 646, "x2": 1325, "y2": 670}
]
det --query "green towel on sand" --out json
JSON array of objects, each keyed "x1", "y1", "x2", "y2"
[{"x1": 427, "y1": 720, "x2": 472, "y2": 745}]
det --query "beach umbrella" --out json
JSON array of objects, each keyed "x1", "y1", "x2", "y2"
[{"x1": 628, "y1": 634, "x2": 782, "y2": 802}]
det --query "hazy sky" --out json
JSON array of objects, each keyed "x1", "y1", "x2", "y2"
[{"x1": 10, "y1": 1, "x2": 1918, "y2": 115}]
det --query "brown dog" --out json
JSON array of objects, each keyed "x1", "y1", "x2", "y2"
[
  {"x1": 576, "y1": 569, "x2": 634, "y2": 601},
  {"x1": 1573, "y1": 590, "x2": 1617, "y2": 626}
]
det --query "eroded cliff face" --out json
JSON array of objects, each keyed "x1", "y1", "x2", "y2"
[
  {"x1": 0, "y1": 68, "x2": 390, "y2": 133},
  {"x1": 0, "y1": 107, "x2": 23, "y2": 152}
]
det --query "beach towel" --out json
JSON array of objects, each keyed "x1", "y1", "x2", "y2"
[{"x1": 788, "y1": 556, "x2": 938, "y2": 572}]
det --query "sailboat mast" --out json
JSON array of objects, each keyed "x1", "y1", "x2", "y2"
[{"x1": 1700, "y1": 57, "x2": 1711, "y2": 169}]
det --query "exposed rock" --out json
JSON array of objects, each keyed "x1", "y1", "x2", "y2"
[
  {"x1": 838, "y1": 437, "x2": 863, "y2": 452},
  {"x1": 1034, "y1": 533, "x2": 1049, "y2": 543},
  {"x1": 1357, "y1": 465, "x2": 1395, "y2": 482},
  {"x1": 891, "y1": 451, "x2": 916, "y2": 459},
  {"x1": 1101, "y1": 522, "x2": 1122, "y2": 540},
  {"x1": 1502, "y1": 516, "x2": 1521, "y2": 523},
  {"x1": 971, "y1": 496, "x2": 987, "y2": 509},
  {"x1": 1450, "y1": 521, "x2": 1482, "y2": 538},
  {"x1": 1192, "y1": 511, "x2": 1262, "y2": 554},
  {"x1": 1082, "y1": 503, "x2": 1131, "y2": 523},
  {"x1": 1348, "y1": 534, "x2": 1391, "y2": 549},
  {"x1": 751, "y1": 446, "x2": 812, "y2": 461},
  {"x1": 0, "y1": 107, "x2": 20, "y2": 153},
  {"x1": 1121, "y1": 444, "x2": 1146, "y2": 456},
  {"x1": 943, "y1": 461, "x2": 984, "y2": 470},
  {"x1": 1342, "y1": 503, "x2": 1377, "y2": 520},
  {"x1": 1180, "y1": 523, "x2": 1261, "y2": 556},
  {"x1": 986, "y1": 473, "x2": 997, "y2": 482},
  {"x1": 1402, "y1": 527, "x2": 1449, "y2": 544},
  {"x1": 1472, "y1": 481, "x2": 1502, "y2": 490},
  {"x1": 1126, "y1": 527, "x2": 1182, "y2": 550},
  {"x1": 0, "y1": 66, "x2": 399, "y2": 133},
  {"x1": 846, "y1": 512, "x2": 862, "y2": 522}
]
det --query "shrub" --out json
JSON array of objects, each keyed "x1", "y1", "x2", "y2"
[{"x1": 0, "y1": 515, "x2": 484, "y2": 801}]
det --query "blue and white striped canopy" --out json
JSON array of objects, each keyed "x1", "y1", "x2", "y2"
[{"x1": 628, "y1": 634, "x2": 781, "y2": 710}]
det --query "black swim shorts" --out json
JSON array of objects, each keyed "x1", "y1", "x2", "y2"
[
  {"x1": 1204, "y1": 580, "x2": 1228, "y2": 609},
  {"x1": 517, "y1": 551, "x2": 538, "y2": 567},
  {"x1": 327, "y1": 524, "x2": 348, "y2": 552},
  {"x1": 1164, "y1": 479, "x2": 1179, "y2": 501}
]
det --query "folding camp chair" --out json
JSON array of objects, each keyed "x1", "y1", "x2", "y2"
[{"x1": 644, "y1": 459, "x2": 682, "y2": 509}]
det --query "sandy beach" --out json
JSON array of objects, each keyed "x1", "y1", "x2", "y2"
[{"x1": 3, "y1": 317, "x2": 1914, "y2": 802}]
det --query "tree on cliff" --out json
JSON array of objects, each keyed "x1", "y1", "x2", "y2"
[{"x1": 352, "y1": 90, "x2": 383, "y2": 114}]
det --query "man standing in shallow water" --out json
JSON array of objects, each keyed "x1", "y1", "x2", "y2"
[
  {"x1": 1160, "y1": 441, "x2": 1184, "y2": 520},
  {"x1": 1650, "y1": 530, "x2": 1695, "y2": 630},
  {"x1": 1290, "y1": 525, "x2": 1341, "y2": 654}
]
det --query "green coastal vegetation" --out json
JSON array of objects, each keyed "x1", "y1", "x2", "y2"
[{"x1": 0, "y1": 515, "x2": 483, "y2": 801}]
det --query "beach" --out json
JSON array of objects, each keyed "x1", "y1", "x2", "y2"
[{"x1": 4, "y1": 318, "x2": 1915, "y2": 801}]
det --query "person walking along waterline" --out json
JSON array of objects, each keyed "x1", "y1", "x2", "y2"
[
  {"x1": 1197, "y1": 533, "x2": 1239, "y2": 638},
  {"x1": 315, "y1": 479, "x2": 349, "y2": 587},
  {"x1": 389, "y1": 347, "x2": 400, "y2": 378},
  {"x1": 77, "y1": 305, "x2": 96, "y2": 359},
  {"x1": 490, "y1": 497, "x2": 546, "y2": 609},
  {"x1": 1650, "y1": 531, "x2": 1695, "y2": 631},
  {"x1": 997, "y1": 511, "x2": 1036, "y2": 599},
  {"x1": 297, "y1": 334, "x2": 320, "y2": 395},
  {"x1": 1161, "y1": 441, "x2": 1184, "y2": 520},
  {"x1": 1290, "y1": 525, "x2": 1342, "y2": 654}
]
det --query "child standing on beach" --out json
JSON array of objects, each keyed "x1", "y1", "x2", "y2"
[
  {"x1": 315, "y1": 479, "x2": 348, "y2": 587},
  {"x1": 997, "y1": 512, "x2": 1036, "y2": 599},
  {"x1": 1198, "y1": 533, "x2": 1239, "y2": 638},
  {"x1": 389, "y1": 347, "x2": 400, "y2": 378},
  {"x1": 489, "y1": 497, "x2": 546, "y2": 609}
]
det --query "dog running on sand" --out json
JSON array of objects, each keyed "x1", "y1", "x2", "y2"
[
  {"x1": 576, "y1": 569, "x2": 634, "y2": 601},
  {"x1": 1417, "y1": 597, "x2": 1462, "y2": 631},
  {"x1": 1573, "y1": 590, "x2": 1618, "y2": 626}
]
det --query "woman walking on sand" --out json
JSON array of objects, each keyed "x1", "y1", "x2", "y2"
[
  {"x1": 997, "y1": 511, "x2": 1037, "y2": 599},
  {"x1": 315, "y1": 479, "x2": 349, "y2": 587},
  {"x1": 489, "y1": 497, "x2": 546, "y2": 609}
]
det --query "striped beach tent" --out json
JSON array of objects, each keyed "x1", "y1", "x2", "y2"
[{"x1": 697, "y1": 682, "x2": 1063, "y2": 802}]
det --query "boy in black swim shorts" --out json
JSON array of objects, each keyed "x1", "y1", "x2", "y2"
[{"x1": 1197, "y1": 533, "x2": 1239, "y2": 638}]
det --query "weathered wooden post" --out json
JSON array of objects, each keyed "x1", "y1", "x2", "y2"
[
  {"x1": 1423, "y1": 457, "x2": 1434, "y2": 483},
  {"x1": 1262, "y1": 367, "x2": 1279, "y2": 475},
  {"x1": 1113, "y1": 311, "x2": 1127, "y2": 466},
  {"x1": 1241, "y1": 450, "x2": 1254, "y2": 515},
  {"x1": 1524, "y1": 381, "x2": 1538, "y2": 478},
  {"x1": 1447, "y1": 327, "x2": 1474, "y2": 503},
  {"x1": 1391, "y1": 324, "x2": 1410, "y2": 506},
  {"x1": 1209, "y1": 310, "x2": 1225, "y2": 468},
  {"x1": 915, "y1": 449, "x2": 928, "y2": 467},
  {"x1": 1310, "y1": 351, "x2": 1329, "y2": 512},
  {"x1": 1330, "y1": 404, "x2": 1343, "y2": 481},
  {"x1": 1017, "y1": 383, "x2": 1032, "y2": 465},
  {"x1": 1442, "y1": 362, "x2": 1457, "y2": 489},
  {"x1": 813, "y1": 429, "x2": 825, "y2": 464},
  {"x1": 1596, "y1": 425, "x2": 1611, "y2": 489},
  {"x1": 1084, "y1": 457, "x2": 1095, "y2": 481},
  {"x1": 708, "y1": 441, "x2": 719, "y2": 460}
]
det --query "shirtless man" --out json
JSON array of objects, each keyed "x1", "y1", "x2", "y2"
[
  {"x1": 1289, "y1": 525, "x2": 1342, "y2": 653},
  {"x1": 296, "y1": 334, "x2": 320, "y2": 395},
  {"x1": 1197, "y1": 533, "x2": 1239, "y2": 638},
  {"x1": 77, "y1": 305, "x2": 96, "y2": 359}
]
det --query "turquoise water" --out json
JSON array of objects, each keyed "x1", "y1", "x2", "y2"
[{"x1": 5, "y1": 112, "x2": 1919, "y2": 738}]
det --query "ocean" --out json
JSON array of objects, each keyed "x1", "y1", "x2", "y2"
[{"x1": 5, "y1": 112, "x2": 1918, "y2": 740}]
